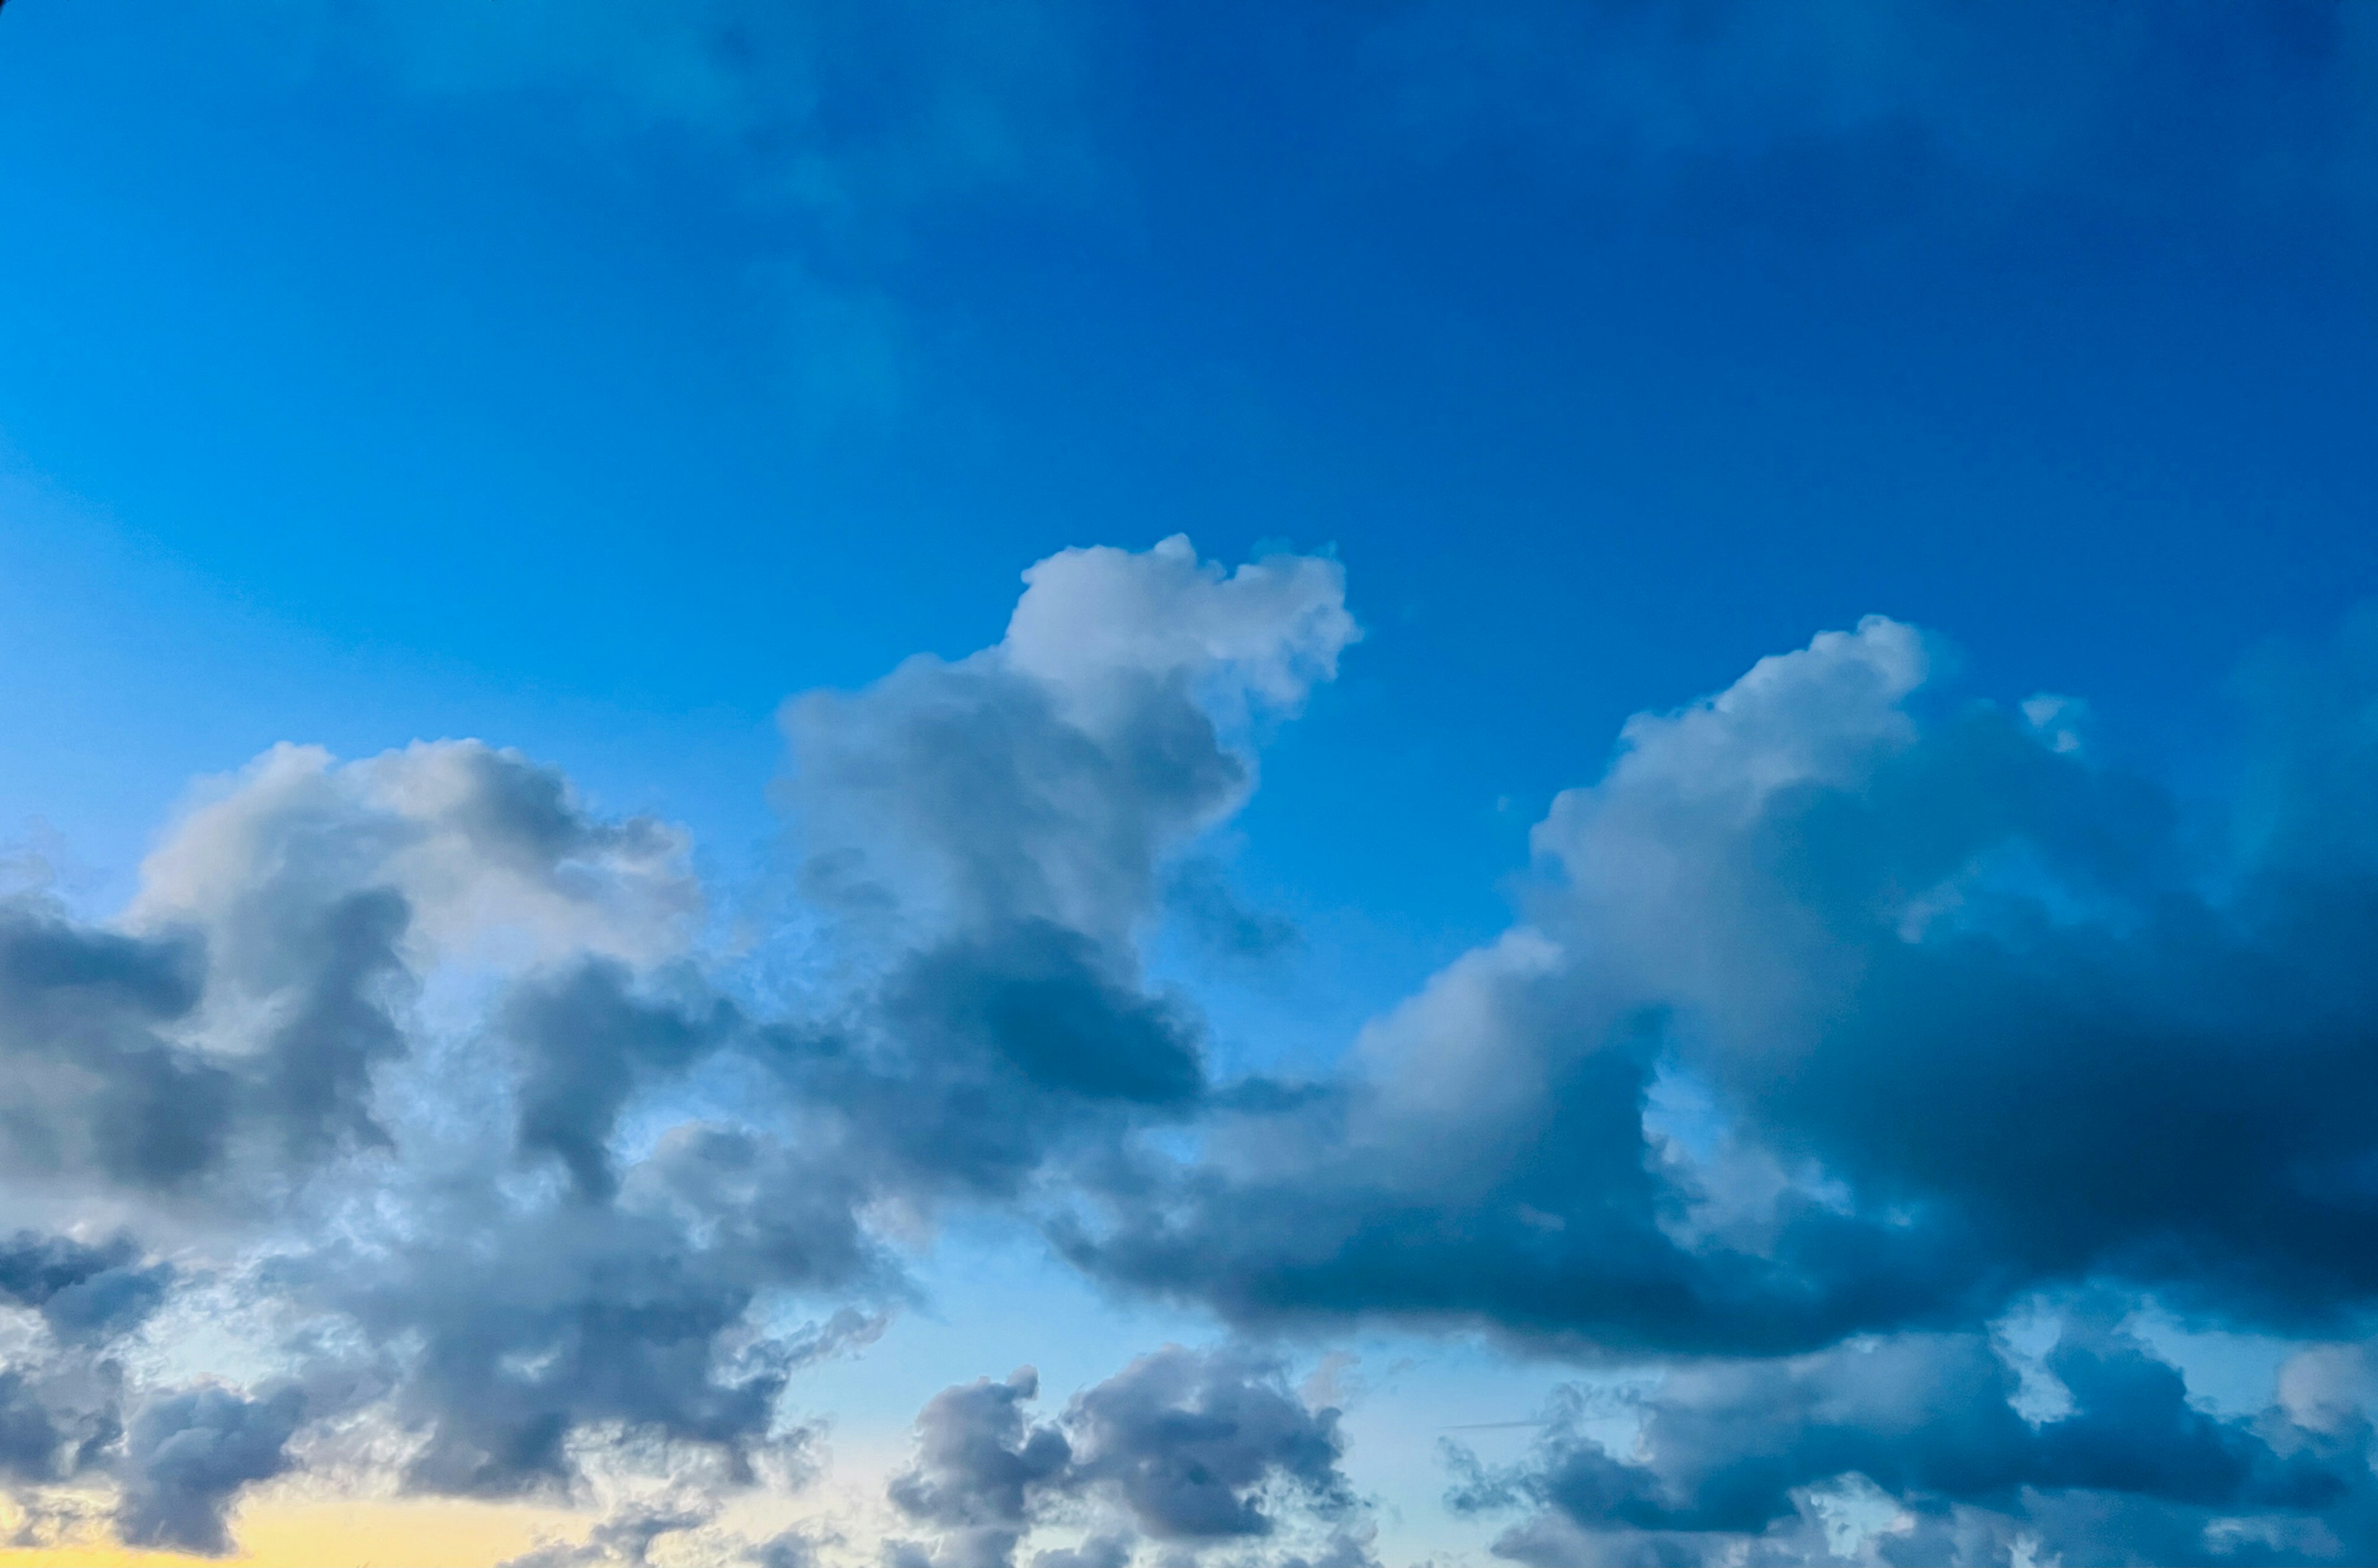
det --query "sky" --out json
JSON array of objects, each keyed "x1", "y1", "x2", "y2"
[{"x1": 2, "y1": 1, "x2": 2378, "y2": 1564}]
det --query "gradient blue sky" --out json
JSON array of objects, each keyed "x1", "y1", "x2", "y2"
[{"x1": 4, "y1": 3, "x2": 2378, "y2": 1565}]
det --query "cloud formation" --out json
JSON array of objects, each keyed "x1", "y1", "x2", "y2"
[
  {"x1": 1065, "y1": 613, "x2": 2378, "y2": 1351},
  {"x1": 1032, "y1": 605, "x2": 2378, "y2": 1559},
  {"x1": 887, "y1": 1346, "x2": 1366, "y2": 1568},
  {"x1": 10, "y1": 538, "x2": 2378, "y2": 1562},
  {"x1": 0, "y1": 538, "x2": 1368, "y2": 1559},
  {"x1": 0, "y1": 1230, "x2": 172, "y2": 1343},
  {"x1": 117, "y1": 1385, "x2": 305, "y2": 1555},
  {"x1": 1452, "y1": 1303, "x2": 2378, "y2": 1564},
  {"x1": 765, "y1": 536, "x2": 1353, "y2": 1204}
]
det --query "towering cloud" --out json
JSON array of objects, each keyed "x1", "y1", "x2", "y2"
[
  {"x1": 768, "y1": 536, "x2": 1354, "y2": 1203},
  {"x1": 1065, "y1": 613, "x2": 2378, "y2": 1341}
]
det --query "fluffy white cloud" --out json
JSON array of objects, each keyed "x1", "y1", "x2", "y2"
[
  {"x1": 1003, "y1": 536, "x2": 1358, "y2": 731},
  {"x1": 134, "y1": 739, "x2": 699, "y2": 973}
]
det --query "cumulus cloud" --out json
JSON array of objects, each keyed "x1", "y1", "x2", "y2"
[
  {"x1": 888, "y1": 1347, "x2": 1367, "y2": 1568},
  {"x1": 0, "y1": 538, "x2": 1352, "y2": 1557},
  {"x1": 0, "y1": 743, "x2": 795, "y2": 1525},
  {"x1": 1032, "y1": 605, "x2": 2378, "y2": 1559},
  {"x1": 1000, "y1": 538, "x2": 1357, "y2": 735},
  {"x1": 1453, "y1": 1306, "x2": 2375, "y2": 1565},
  {"x1": 280, "y1": 537, "x2": 1345, "y2": 1520},
  {"x1": 0, "y1": 739, "x2": 701, "y2": 1215},
  {"x1": 495, "y1": 1499, "x2": 715, "y2": 1568},
  {"x1": 18, "y1": 537, "x2": 2378, "y2": 1563},
  {"x1": 0, "y1": 899, "x2": 227, "y2": 1192},
  {"x1": 889, "y1": 1367, "x2": 1073, "y2": 1568},
  {"x1": 0, "y1": 1231, "x2": 172, "y2": 1342},
  {"x1": 133, "y1": 739, "x2": 698, "y2": 973},
  {"x1": 506, "y1": 960, "x2": 740, "y2": 1201},
  {"x1": 116, "y1": 1384, "x2": 305, "y2": 1555},
  {"x1": 0, "y1": 1231, "x2": 176, "y2": 1505},
  {"x1": 300, "y1": 1126, "x2": 885, "y2": 1500},
  {"x1": 0, "y1": 1372, "x2": 69, "y2": 1486},
  {"x1": 761, "y1": 537, "x2": 1355, "y2": 1206},
  {"x1": 785, "y1": 537, "x2": 1352, "y2": 948},
  {"x1": 1063, "y1": 612, "x2": 2378, "y2": 1353},
  {"x1": 1061, "y1": 1346, "x2": 1356, "y2": 1543}
]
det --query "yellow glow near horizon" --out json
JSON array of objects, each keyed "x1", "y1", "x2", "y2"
[{"x1": 0, "y1": 1497, "x2": 576, "y2": 1568}]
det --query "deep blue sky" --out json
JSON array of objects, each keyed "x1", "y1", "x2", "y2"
[{"x1": 7, "y1": 0, "x2": 2374, "y2": 937}]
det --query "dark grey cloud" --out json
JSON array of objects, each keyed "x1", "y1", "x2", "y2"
[
  {"x1": 886, "y1": 921, "x2": 1204, "y2": 1108},
  {"x1": 323, "y1": 1134, "x2": 881, "y2": 1499},
  {"x1": 1063, "y1": 616, "x2": 2378, "y2": 1365},
  {"x1": 763, "y1": 541, "x2": 1352, "y2": 1211},
  {"x1": 751, "y1": 1525, "x2": 825, "y2": 1568},
  {"x1": 508, "y1": 959, "x2": 740, "y2": 1200},
  {"x1": 889, "y1": 1347, "x2": 1368, "y2": 1568},
  {"x1": 251, "y1": 886, "x2": 412, "y2": 1161},
  {"x1": 0, "y1": 878, "x2": 404, "y2": 1193},
  {"x1": 784, "y1": 649, "x2": 1242, "y2": 950},
  {"x1": 497, "y1": 1501, "x2": 713, "y2": 1568},
  {"x1": 0, "y1": 740, "x2": 697, "y2": 1207},
  {"x1": 116, "y1": 1384, "x2": 305, "y2": 1556},
  {"x1": 0, "y1": 1230, "x2": 173, "y2": 1341},
  {"x1": 0, "y1": 900, "x2": 230, "y2": 1190},
  {"x1": 0, "y1": 1374, "x2": 66, "y2": 1484},
  {"x1": 736, "y1": 921, "x2": 1210, "y2": 1221},
  {"x1": 890, "y1": 1369, "x2": 1073, "y2": 1568},
  {"x1": 1063, "y1": 1347, "x2": 1352, "y2": 1542},
  {"x1": 0, "y1": 1245, "x2": 145, "y2": 1496},
  {"x1": 1029, "y1": 1535, "x2": 1131, "y2": 1568},
  {"x1": 1455, "y1": 1307, "x2": 2373, "y2": 1566},
  {"x1": 0, "y1": 540, "x2": 1365, "y2": 1557}
]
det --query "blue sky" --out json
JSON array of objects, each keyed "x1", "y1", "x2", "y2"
[{"x1": 3, "y1": 2, "x2": 2378, "y2": 1565}]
